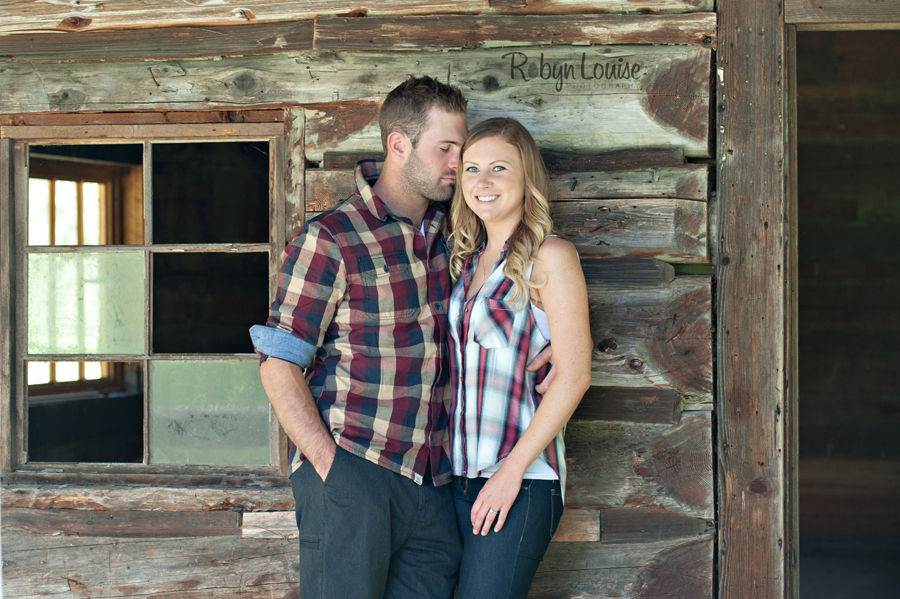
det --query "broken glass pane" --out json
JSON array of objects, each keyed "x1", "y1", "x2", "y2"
[
  {"x1": 149, "y1": 360, "x2": 269, "y2": 465},
  {"x1": 28, "y1": 252, "x2": 145, "y2": 355}
]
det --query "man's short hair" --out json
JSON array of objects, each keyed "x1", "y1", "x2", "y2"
[{"x1": 379, "y1": 76, "x2": 468, "y2": 152}]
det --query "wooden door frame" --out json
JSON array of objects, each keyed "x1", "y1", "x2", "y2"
[{"x1": 717, "y1": 2, "x2": 900, "y2": 598}]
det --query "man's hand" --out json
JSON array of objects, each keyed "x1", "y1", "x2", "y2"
[
  {"x1": 526, "y1": 345, "x2": 557, "y2": 395},
  {"x1": 310, "y1": 442, "x2": 337, "y2": 482}
]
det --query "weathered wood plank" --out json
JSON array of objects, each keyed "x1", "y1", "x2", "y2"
[
  {"x1": 552, "y1": 198, "x2": 708, "y2": 262},
  {"x1": 531, "y1": 536, "x2": 713, "y2": 599},
  {"x1": 3, "y1": 507, "x2": 241, "y2": 537},
  {"x1": 1, "y1": 526, "x2": 298, "y2": 598},
  {"x1": 717, "y1": 0, "x2": 789, "y2": 597},
  {"x1": 496, "y1": 0, "x2": 715, "y2": 15},
  {"x1": 1, "y1": 484, "x2": 294, "y2": 512},
  {"x1": 581, "y1": 257, "x2": 676, "y2": 287},
  {"x1": 0, "y1": 138, "x2": 17, "y2": 472},
  {"x1": 600, "y1": 506, "x2": 712, "y2": 544},
  {"x1": 588, "y1": 277, "x2": 713, "y2": 402},
  {"x1": 565, "y1": 412, "x2": 713, "y2": 518},
  {"x1": 541, "y1": 147, "x2": 685, "y2": 172},
  {"x1": 314, "y1": 14, "x2": 717, "y2": 50},
  {"x1": 786, "y1": 0, "x2": 900, "y2": 27},
  {"x1": 0, "y1": 46, "x2": 713, "y2": 154},
  {"x1": 572, "y1": 387, "x2": 681, "y2": 424},
  {"x1": 305, "y1": 165, "x2": 708, "y2": 212},
  {"x1": 2, "y1": 110, "x2": 284, "y2": 126},
  {"x1": 283, "y1": 108, "x2": 305, "y2": 241},
  {"x1": 1, "y1": 123, "x2": 283, "y2": 141},
  {"x1": 0, "y1": 21, "x2": 315, "y2": 61}
]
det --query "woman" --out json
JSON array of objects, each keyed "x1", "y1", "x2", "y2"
[{"x1": 447, "y1": 117, "x2": 593, "y2": 598}]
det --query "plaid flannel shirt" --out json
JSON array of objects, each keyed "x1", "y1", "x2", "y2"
[
  {"x1": 447, "y1": 242, "x2": 565, "y2": 492},
  {"x1": 250, "y1": 161, "x2": 454, "y2": 486}
]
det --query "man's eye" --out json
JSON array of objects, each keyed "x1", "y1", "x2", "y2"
[{"x1": 440, "y1": 147, "x2": 451, "y2": 153}]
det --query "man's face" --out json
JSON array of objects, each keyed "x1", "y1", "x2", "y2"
[{"x1": 400, "y1": 108, "x2": 469, "y2": 202}]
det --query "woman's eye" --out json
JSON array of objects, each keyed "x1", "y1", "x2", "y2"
[
  {"x1": 465, "y1": 166, "x2": 478, "y2": 173},
  {"x1": 492, "y1": 165, "x2": 506, "y2": 172}
]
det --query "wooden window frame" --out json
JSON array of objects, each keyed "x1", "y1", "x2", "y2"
[{"x1": 0, "y1": 116, "x2": 297, "y2": 483}]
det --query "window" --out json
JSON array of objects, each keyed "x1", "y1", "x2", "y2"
[{"x1": 1, "y1": 120, "x2": 289, "y2": 476}]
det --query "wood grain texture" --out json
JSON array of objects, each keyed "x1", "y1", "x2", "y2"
[
  {"x1": 573, "y1": 387, "x2": 681, "y2": 424},
  {"x1": 314, "y1": 14, "x2": 717, "y2": 50},
  {"x1": 0, "y1": 138, "x2": 17, "y2": 472},
  {"x1": 786, "y1": 0, "x2": 900, "y2": 25},
  {"x1": 601, "y1": 506, "x2": 712, "y2": 544},
  {"x1": 494, "y1": 0, "x2": 714, "y2": 15},
  {"x1": 581, "y1": 257, "x2": 676, "y2": 287},
  {"x1": 283, "y1": 108, "x2": 305, "y2": 241},
  {"x1": 588, "y1": 277, "x2": 713, "y2": 403},
  {"x1": 565, "y1": 412, "x2": 713, "y2": 518},
  {"x1": 3, "y1": 507, "x2": 241, "y2": 537},
  {"x1": 1, "y1": 484, "x2": 294, "y2": 512},
  {"x1": 1, "y1": 526, "x2": 298, "y2": 598},
  {"x1": 2, "y1": 110, "x2": 284, "y2": 126},
  {"x1": 552, "y1": 198, "x2": 708, "y2": 262},
  {"x1": 717, "y1": 0, "x2": 789, "y2": 597},
  {"x1": 1, "y1": 123, "x2": 283, "y2": 141},
  {"x1": 532, "y1": 536, "x2": 713, "y2": 598},
  {"x1": 0, "y1": 21, "x2": 315, "y2": 61}
]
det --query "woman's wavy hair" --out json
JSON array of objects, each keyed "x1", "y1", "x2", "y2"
[{"x1": 449, "y1": 117, "x2": 554, "y2": 309}]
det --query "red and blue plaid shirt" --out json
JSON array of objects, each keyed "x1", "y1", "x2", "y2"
[{"x1": 251, "y1": 161, "x2": 454, "y2": 486}]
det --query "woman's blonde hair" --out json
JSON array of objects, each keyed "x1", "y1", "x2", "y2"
[{"x1": 449, "y1": 117, "x2": 554, "y2": 308}]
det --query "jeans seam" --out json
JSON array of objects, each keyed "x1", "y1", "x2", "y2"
[{"x1": 505, "y1": 482, "x2": 531, "y2": 599}]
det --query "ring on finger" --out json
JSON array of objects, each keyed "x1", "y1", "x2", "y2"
[{"x1": 488, "y1": 508, "x2": 497, "y2": 514}]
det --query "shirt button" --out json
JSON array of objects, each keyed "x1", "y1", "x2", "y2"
[{"x1": 434, "y1": 303, "x2": 441, "y2": 311}]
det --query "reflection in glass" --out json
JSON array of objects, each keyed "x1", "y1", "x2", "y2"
[
  {"x1": 28, "y1": 252, "x2": 145, "y2": 355},
  {"x1": 28, "y1": 179, "x2": 51, "y2": 246},
  {"x1": 54, "y1": 180, "x2": 78, "y2": 246},
  {"x1": 149, "y1": 360, "x2": 269, "y2": 465}
]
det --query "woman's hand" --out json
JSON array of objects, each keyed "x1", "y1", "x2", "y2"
[{"x1": 470, "y1": 465, "x2": 524, "y2": 536}]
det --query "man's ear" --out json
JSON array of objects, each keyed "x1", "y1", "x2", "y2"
[{"x1": 385, "y1": 130, "x2": 411, "y2": 163}]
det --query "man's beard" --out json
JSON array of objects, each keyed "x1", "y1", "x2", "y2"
[{"x1": 401, "y1": 147, "x2": 455, "y2": 202}]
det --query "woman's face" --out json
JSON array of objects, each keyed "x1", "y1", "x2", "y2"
[{"x1": 460, "y1": 136, "x2": 526, "y2": 233}]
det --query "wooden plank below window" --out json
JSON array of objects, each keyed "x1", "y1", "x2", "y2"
[{"x1": 3, "y1": 507, "x2": 241, "y2": 537}]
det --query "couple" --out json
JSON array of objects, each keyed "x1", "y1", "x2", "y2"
[{"x1": 250, "y1": 76, "x2": 592, "y2": 599}]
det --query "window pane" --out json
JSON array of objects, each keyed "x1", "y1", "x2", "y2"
[
  {"x1": 54, "y1": 180, "x2": 79, "y2": 246},
  {"x1": 149, "y1": 360, "x2": 269, "y2": 465},
  {"x1": 152, "y1": 142, "x2": 269, "y2": 244},
  {"x1": 28, "y1": 362, "x2": 143, "y2": 463},
  {"x1": 153, "y1": 252, "x2": 268, "y2": 354},
  {"x1": 55, "y1": 361, "x2": 80, "y2": 383},
  {"x1": 82, "y1": 182, "x2": 101, "y2": 246},
  {"x1": 28, "y1": 252, "x2": 146, "y2": 355},
  {"x1": 84, "y1": 362, "x2": 103, "y2": 380},
  {"x1": 27, "y1": 361, "x2": 51, "y2": 385},
  {"x1": 28, "y1": 179, "x2": 51, "y2": 246}
]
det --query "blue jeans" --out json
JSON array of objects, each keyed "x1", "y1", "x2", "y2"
[
  {"x1": 291, "y1": 447, "x2": 461, "y2": 599},
  {"x1": 452, "y1": 476, "x2": 563, "y2": 599}
]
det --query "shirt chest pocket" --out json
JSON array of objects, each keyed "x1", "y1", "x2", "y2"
[
  {"x1": 473, "y1": 298, "x2": 515, "y2": 349},
  {"x1": 357, "y1": 252, "x2": 421, "y2": 322}
]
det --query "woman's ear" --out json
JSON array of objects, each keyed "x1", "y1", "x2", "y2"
[{"x1": 385, "y1": 130, "x2": 411, "y2": 163}]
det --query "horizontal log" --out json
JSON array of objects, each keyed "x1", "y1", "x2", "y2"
[
  {"x1": 581, "y1": 257, "x2": 676, "y2": 287},
  {"x1": 786, "y1": 0, "x2": 900, "y2": 26},
  {"x1": 1, "y1": 122, "x2": 283, "y2": 141},
  {"x1": 588, "y1": 277, "x2": 713, "y2": 401},
  {"x1": 541, "y1": 147, "x2": 684, "y2": 172},
  {"x1": 3, "y1": 507, "x2": 240, "y2": 537},
  {"x1": 600, "y1": 506, "x2": 712, "y2": 544},
  {"x1": 305, "y1": 165, "x2": 708, "y2": 211},
  {"x1": 314, "y1": 14, "x2": 717, "y2": 50},
  {"x1": 553, "y1": 198, "x2": 708, "y2": 262},
  {"x1": 2, "y1": 483, "x2": 294, "y2": 512},
  {"x1": 533, "y1": 536, "x2": 713, "y2": 598},
  {"x1": 2, "y1": 110, "x2": 285, "y2": 126},
  {"x1": 565, "y1": 412, "x2": 713, "y2": 518},
  {"x1": 0, "y1": 21, "x2": 315, "y2": 61},
  {"x1": 241, "y1": 507, "x2": 601, "y2": 542},
  {"x1": 572, "y1": 386, "x2": 681, "y2": 424},
  {"x1": 1, "y1": 526, "x2": 299, "y2": 598}
]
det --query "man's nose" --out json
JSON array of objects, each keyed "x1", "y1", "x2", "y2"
[{"x1": 449, "y1": 149, "x2": 460, "y2": 170}]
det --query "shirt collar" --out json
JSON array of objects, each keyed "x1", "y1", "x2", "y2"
[{"x1": 353, "y1": 159, "x2": 449, "y2": 227}]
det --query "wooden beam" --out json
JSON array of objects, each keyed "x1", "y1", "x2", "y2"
[
  {"x1": 2, "y1": 110, "x2": 284, "y2": 126},
  {"x1": 1, "y1": 122, "x2": 284, "y2": 141},
  {"x1": 0, "y1": 21, "x2": 315, "y2": 61},
  {"x1": 600, "y1": 506, "x2": 712, "y2": 544},
  {"x1": 0, "y1": 138, "x2": 17, "y2": 473},
  {"x1": 786, "y1": 0, "x2": 900, "y2": 28},
  {"x1": 3, "y1": 507, "x2": 241, "y2": 537},
  {"x1": 717, "y1": 1, "x2": 791, "y2": 598},
  {"x1": 314, "y1": 14, "x2": 717, "y2": 50},
  {"x1": 572, "y1": 386, "x2": 681, "y2": 424},
  {"x1": 580, "y1": 257, "x2": 676, "y2": 288}
]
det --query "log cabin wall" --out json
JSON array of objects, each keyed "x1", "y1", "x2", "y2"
[
  {"x1": 1, "y1": 2, "x2": 717, "y2": 597},
  {"x1": 796, "y1": 30, "x2": 900, "y2": 542}
]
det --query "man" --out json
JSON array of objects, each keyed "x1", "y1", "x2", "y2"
[{"x1": 250, "y1": 76, "x2": 469, "y2": 599}]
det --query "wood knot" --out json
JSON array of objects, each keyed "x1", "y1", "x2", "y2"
[
  {"x1": 482, "y1": 75, "x2": 500, "y2": 92},
  {"x1": 597, "y1": 338, "x2": 618, "y2": 352},
  {"x1": 721, "y1": 256, "x2": 731, "y2": 266},
  {"x1": 58, "y1": 16, "x2": 92, "y2": 30},
  {"x1": 749, "y1": 477, "x2": 768, "y2": 495},
  {"x1": 702, "y1": 36, "x2": 713, "y2": 47},
  {"x1": 628, "y1": 359, "x2": 643, "y2": 370},
  {"x1": 338, "y1": 8, "x2": 369, "y2": 17}
]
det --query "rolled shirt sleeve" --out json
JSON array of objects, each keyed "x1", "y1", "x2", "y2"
[{"x1": 250, "y1": 220, "x2": 347, "y2": 367}]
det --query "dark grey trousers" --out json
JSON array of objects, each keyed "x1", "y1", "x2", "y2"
[{"x1": 291, "y1": 446, "x2": 461, "y2": 599}]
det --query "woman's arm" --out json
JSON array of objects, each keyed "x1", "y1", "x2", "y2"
[{"x1": 471, "y1": 237, "x2": 593, "y2": 535}]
